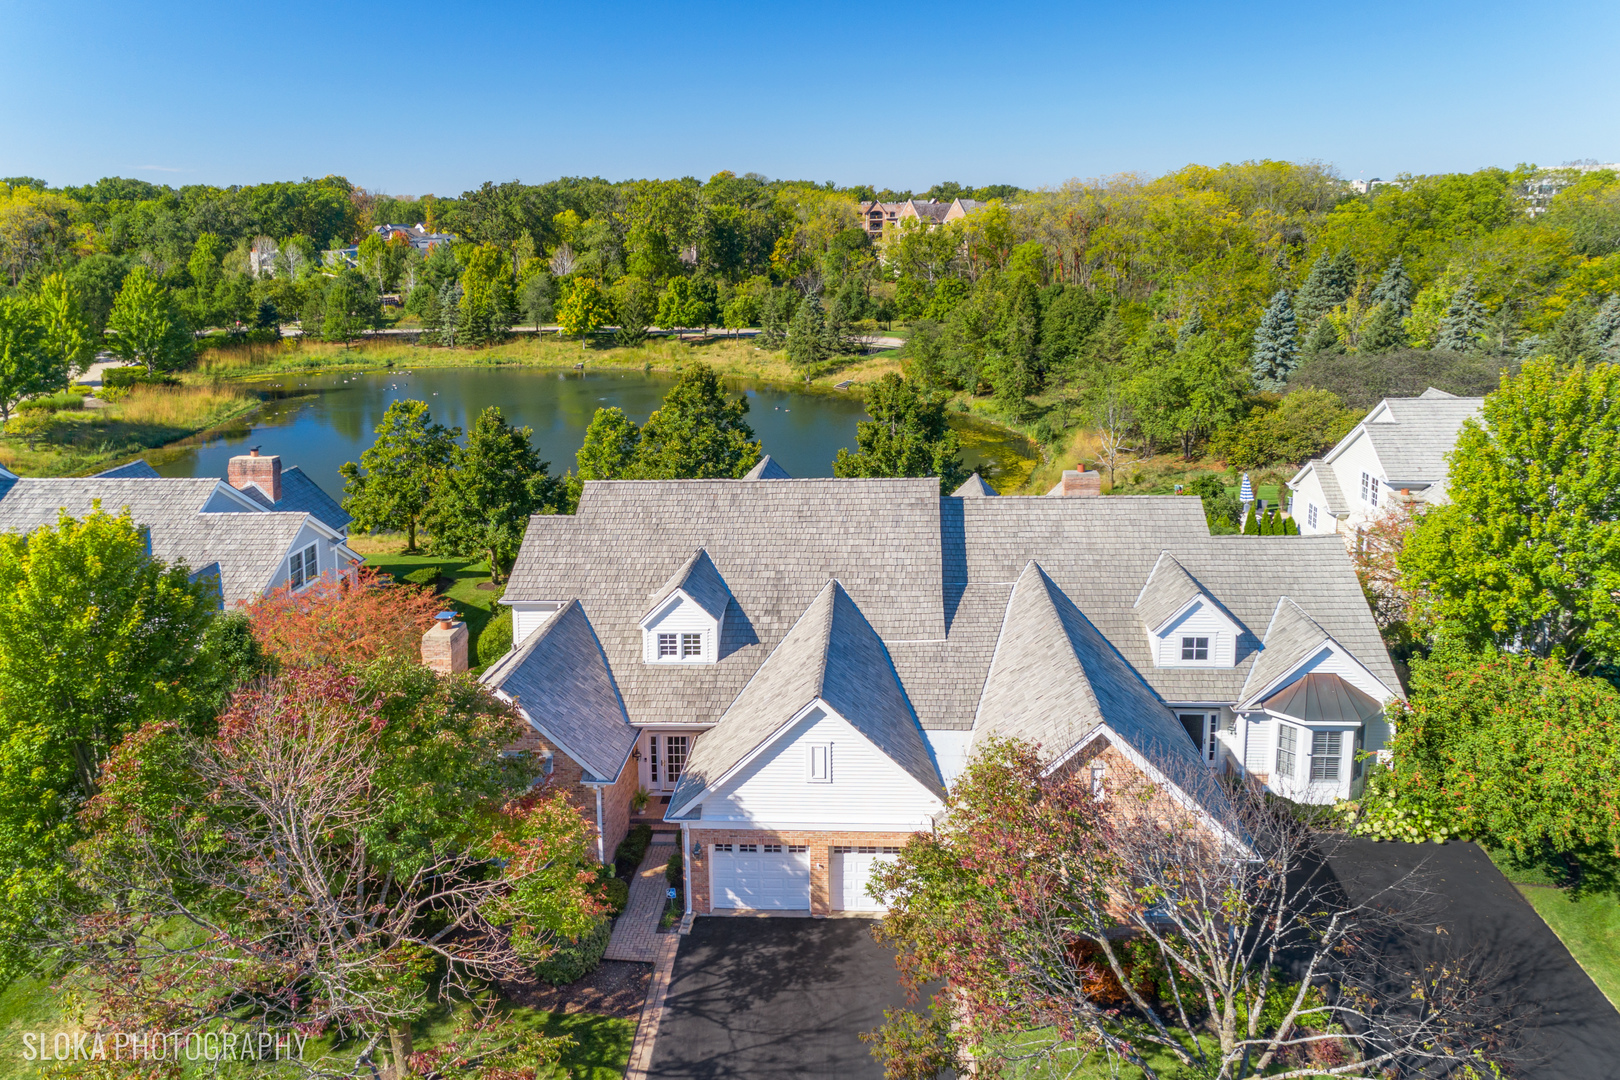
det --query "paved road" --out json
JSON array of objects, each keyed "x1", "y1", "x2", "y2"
[{"x1": 649, "y1": 917, "x2": 909, "y2": 1079}]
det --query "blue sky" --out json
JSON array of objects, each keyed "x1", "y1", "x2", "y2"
[{"x1": 2, "y1": 0, "x2": 1616, "y2": 195}]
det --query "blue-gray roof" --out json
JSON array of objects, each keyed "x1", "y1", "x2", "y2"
[
  {"x1": 274, "y1": 467, "x2": 351, "y2": 533},
  {"x1": 646, "y1": 548, "x2": 731, "y2": 622},
  {"x1": 94, "y1": 460, "x2": 162, "y2": 479}
]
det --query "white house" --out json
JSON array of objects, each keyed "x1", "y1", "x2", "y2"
[
  {"x1": 1288, "y1": 388, "x2": 1484, "y2": 539},
  {"x1": 485, "y1": 464, "x2": 1402, "y2": 917},
  {"x1": 0, "y1": 450, "x2": 359, "y2": 606}
]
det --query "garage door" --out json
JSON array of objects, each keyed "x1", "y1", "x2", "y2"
[
  {"x1": 831, "y1": 846, "x2": 901, "y2": 912},
  {"x1": 711, "y1": 843, "x2": 811, "y2": 909}
]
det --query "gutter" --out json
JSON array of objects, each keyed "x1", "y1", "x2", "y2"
[{"x1": 681, "y1": 822, "x2": 693, "y2": 917}]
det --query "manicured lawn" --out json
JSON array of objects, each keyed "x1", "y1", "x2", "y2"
[
  {"x1": 362, "y1": 551, "x2": 505, "y2": 663},
  {"x1": 1517, "y1": 885, "x2": 1620, "y2": 1009}
]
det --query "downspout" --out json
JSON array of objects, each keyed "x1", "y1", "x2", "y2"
[
  {"x1": 595, "y1": 787, "x2": 605, "y2": 865},
  {"x1": 682, "y1": 822, "x2": 693, "y2": 916}
]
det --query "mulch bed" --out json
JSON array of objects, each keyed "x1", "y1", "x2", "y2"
[{"x1": 499, "y1": 960, "x2": 654, "y2": 1020}]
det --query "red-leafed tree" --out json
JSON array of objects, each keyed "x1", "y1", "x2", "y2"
[
  {"x1": 865, "y1": 739, "x2": 1516, "y2": 1080},
  {"x1": 64, "y1": 661, "x2": 604, "y2": 1080},
  {"x1": 240, "y1": 566, "x2": 443, "y2": 668}
]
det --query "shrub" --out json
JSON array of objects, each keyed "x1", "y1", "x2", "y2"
[
  {"x1": 103, "y1": 367, "x2": 181, "y2": 390},
  {"x1": 1288, "y1": 349, "x2": 1504, "y2": 411},
  {"x1": 239, "y1": 566, "x2": 442, "y2": 667},
  {"x1": 532, "y1": 916, "x2": 611, "y2": 985},
  {"x1": 17, "y1": 393, "x2": 84, "y2": 413},
  {"x1": 613, "y1": 824, "x2": 653, "y2": 879},
  {"x1": 1336, "y1": 766, "x2": 1461, "y2": 844},
  {"x1": 601, "y1": 876, "x2": 630, "y2": 918},
  {"x1": 665, "y1": 845, "x2": 683, "y2": 887},
  {"x1": 478, "y1": 606, "x2": 514, "y2": 665},
  {"x1": 402, "y1": 565, "x2": 441, "y2": 588},
  {"x1": 1186, "y1": 474, "x2": 1240, "y2": 533}
]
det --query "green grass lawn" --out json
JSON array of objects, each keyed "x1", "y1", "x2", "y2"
[
  {"x1": 1517, "y1": 885, "x2": 1620, "y2": 1009},
  {"x1": 362, "y1": 552, "x2": 506, "y2": 665}
]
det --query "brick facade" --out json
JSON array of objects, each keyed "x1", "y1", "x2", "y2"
[
  {"x1": 685, "y1": 827, "x2": 923, "y2": 915},
  {"x1": 503, "y1": 725, "x2": 633, "y2": 863}
]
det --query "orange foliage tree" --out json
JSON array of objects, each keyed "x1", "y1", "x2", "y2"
[{"x1": 240, "y1": 566, "x2": 443, "y2": 667}]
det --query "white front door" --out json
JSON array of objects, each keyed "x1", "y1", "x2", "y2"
[
  {"x1": 647, "y1": 733, "x2": 690, "y2": 793},
  {"x1": 831, "y1": 846, "x2": 901, "y2": 912},
  {"x1": 710, "y1": 842, "x2": 811, "y2": 909},
  {"x1": 1177, "y1": 713, "x2": 1219, "y2": 768}
]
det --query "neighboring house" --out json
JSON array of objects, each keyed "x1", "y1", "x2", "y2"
[
  {"x1": 861, "y1": 198, "x2": 990, "y2": 243},
  {"x1": 1288, "y1": 388, "x2": 1484, "y2": 539},
  {"x1": 486, "y1": 462, "x2": 1401, "y2": 916},
  {"x1": 0, "y1": 450, "x2": 358, "y2": 607},
  {"x1": 372, "y1": 223, "x2": 456, "y2": 253}
]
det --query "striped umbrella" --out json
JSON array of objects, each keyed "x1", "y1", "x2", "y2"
[{"x1": 1239, "y1": 472, "x2": 1254, "y2": 503}]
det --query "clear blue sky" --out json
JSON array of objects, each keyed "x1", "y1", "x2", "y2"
[{"x1": 3, "y1": 0, "x2": 1616, "y2": 195}]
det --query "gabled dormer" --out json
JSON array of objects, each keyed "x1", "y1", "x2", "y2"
[
  {"x1": 639, "y1": 548, "x2": 730, "y2": 664},
  {"x1": 1133, "y1": 552, "x2": 1243, "y2": 668}
]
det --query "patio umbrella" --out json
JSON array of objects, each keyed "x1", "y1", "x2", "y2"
[{"x1": 1239, "y1": 472, "x2": 1253, "y2": 503}]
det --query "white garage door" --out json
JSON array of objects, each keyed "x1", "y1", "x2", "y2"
[
  {"x1": 710, "y1": 843, "x2": 810, "y2": 909},
  {"x1": 831, "y1": 846, "x2": 901, "y2": 912}
]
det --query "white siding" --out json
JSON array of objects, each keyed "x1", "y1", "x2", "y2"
[
  {"x1": 1326, "y1": 430, "x2": 1387, "y2": 533},
  {"x1": 264, "y1": 521, "x2": 343, "y2": 592},
  {"x1": 1242, "y1": 714, "x2": 1272, "y2": 774},
  {"x1": 1154, "y1": 599, "x2": 1237, "y2": 667},
  {"x1": 1289, "y1": 469, "x2": 1336, "y2": 536},
  {"x1": 701, "y1": 704, "x2": 943, "y2": 828},
  {"x1": 510, "y1": 603, "x2": 561, "y2": 644},
  {"x1": 642, "y1": 595, "x2": 719, "y2": 663}
]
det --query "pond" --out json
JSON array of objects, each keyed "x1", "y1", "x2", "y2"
[{"x1": 148, "y1": 367, "x2": 1034, "y2": 496}]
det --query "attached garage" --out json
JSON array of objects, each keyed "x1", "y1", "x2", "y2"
[
  {"x1": 830, "y1": 845, "x2": 901, "y2": 912},
  {"x1": 710, "y1": 842, "x2": 811, "y2": 909}
]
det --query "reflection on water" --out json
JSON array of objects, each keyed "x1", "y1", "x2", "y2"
[{"x1": 149, "y1": 367, "x2": 1032, "y2": 497}]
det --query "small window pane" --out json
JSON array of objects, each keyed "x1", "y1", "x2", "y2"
[
  {"x1": 289, "y1": 550, "x2": 305, "y2": 589},
  {"x1": 1276, "y1": 724, "x2": 1297, "y2": 779},
  {"x1": 657, "y1": 633, "x2": 677, "y2": 657},
  {"x1": 1180, "y1": 636, "x2": 1209, "y2": 661},
  {"x1": 681, "y1": 632, "x2": 702, "y2": 658}
]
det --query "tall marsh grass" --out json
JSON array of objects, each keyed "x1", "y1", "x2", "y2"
[{"x1": 106, "y1": 383, "x2": 256, "y2": 426}]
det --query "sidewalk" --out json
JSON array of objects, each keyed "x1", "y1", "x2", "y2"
[{"x1": 604, "y1": 835, "x2": 676, "y2": 963}]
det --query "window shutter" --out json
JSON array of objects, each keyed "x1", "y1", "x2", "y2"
[{"x1": 808, "y1": 743, "x2": 830, "y2": 782}]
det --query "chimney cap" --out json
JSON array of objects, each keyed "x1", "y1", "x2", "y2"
[
  {"x1": 249, "y1": 446, "x2": 261, "y2": 457},
  {"x1": 435, "y1": 610, "x2": 457, "y2": 622}
]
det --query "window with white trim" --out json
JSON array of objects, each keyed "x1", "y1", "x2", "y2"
[
  {"x1": 657, "y1": 633, "x2": 678, "y2": 658},
  {"x1": 1361, "y1": 471, "x2": 1379, "y2": 507},
  {"x1": 680, "y1": 632, "x2": 702, "y2": 658},
  {"x1": 1180, "y1": 636, "x2": 1209, "y2": 661},
  {"x1": 1090, "y1": 759, "x2": 1107, "y2": 799},
  {"x1": 1276, "y1": 723, "x2": 1298, "y2": 779},
  {"x1": 1311, "y1": 731, "x2": 1342, "y2": 781},
  {"x1": 1307, "y1": 503, "x2": 1318, "y2": 529},
  {"x1": 288, "y1": 543, "x2": 318, "y2": 589}
]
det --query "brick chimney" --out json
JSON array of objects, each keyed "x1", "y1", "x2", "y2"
[
  {"x1": 1045, "y1": 469, "x2": 1102, "y2": 497},
  {"x1": 228, "y1": 447, "x2": 282, "y2": 503},
  {"x1": 421, "y1": 611, "x2": 468, "y2": 675}
]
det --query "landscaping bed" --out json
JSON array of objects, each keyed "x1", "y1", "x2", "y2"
[{"x1": 500, "y1": 960, "x2": 654, "y2": 1021}]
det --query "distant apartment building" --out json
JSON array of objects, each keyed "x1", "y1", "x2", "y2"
[{"x1": 859, "y1": 198, "x2": 988, "y2": 241}]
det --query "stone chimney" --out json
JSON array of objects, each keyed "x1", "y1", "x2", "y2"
[
  {"x1": 1045, "y1": 469, "x2": 1102, "y2": 497},
  {"x1": 421, "y1": 611, "x2": 468, "y2": 675},
  {"x1": 228, "y1": 447, "x2": 282, "y2": 503}
]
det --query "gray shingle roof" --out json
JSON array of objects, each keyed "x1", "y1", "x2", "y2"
[
  {"x1": 479, "y1": 600, "x2": 637, "y2": 783},
  {"x1": 668, "y1": 581, "x2": 942, "y2": 817},
  {"x1": 645, "y1": 549, "x2": 731, "y2": 622},
  {"x1": 743, "y1": 455, "x2": 791, "y2": 480},
  {"x1": 1263, "y1": 672, "x2": 1384, "y2": 724},
  {"x1": 1299, "y1": 459, "x2": 1348, "y2": 516},
  {"x1": 0, "y1": 477, "x2": 309, "y2": 605},
  {"x1": 1347, "y1": 392, "x2": 1484, "y2": 488},
  {"x1": 1238, "y1": 598, "x2": 1334, "y2": 705},
  {"x1": 94, "y1": 460, "x2": 162, "y2": 479},
  {"x1": 273, "y1": 467, "x2": 352, "y2": 533},
  {"x1": 953, "y1": 473, "x2": 997, "y2": 497},
  {"x1": 1133, "y1": 552, "x2": 1204, "y2": 629}
]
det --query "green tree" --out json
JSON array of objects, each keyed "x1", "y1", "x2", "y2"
[
  {"x1": 1369, "y1": 255, "x2": 1414, "y2": 318},
  {"x1": 575, "y1": 406, "x2": 640, "y2": 480},
  {"x1": 63, "y1": 254, "x2": 129, "y2": 339},
  {"x1": 556, "y1": 275, "x2": 610, "y2": 337},
  {"x1": 339, "y1": 400, "x2": 460, "y2": 553},
  {"x1": 425, "y1": 407, "x2": 561, "y2": 583},
  {"x1": 721, "y1": 292, "x2": 759, "y2": 337},
  {"x1": 1293, "y1": 249, "x2": 1356, "y2": 330},
  {"x1": 1358, "y1": 300, "x2": 1409, "y2": 353},
  {"x1": 520, "y1": 271, "x2": 554, "y2": 331},
  {"x1": 786, "y1": 293, "x2": 830, "y2": 369},
  {"x1": 1400, "y1": 358, "x2": 1620, "y2": 672},
  {"x1": 105, "y1": 266, "x2": 194, "y2": 375},
  {"x1": 631, "y1": 364, "x2": 760, "y2": 479},
  {"x1": 1434, "y1": 275, "x2": 1486, "y2": 352},
  {"x1": 0, "y1": 294, "x2": 49, "y2": 422},
  {"x1": 34, "y1": 273, "x2": 94, "y2": 384},
  {"x1": 1249, "y1": 289, "x2": 1298, "y2": 391},
  {"x1": 656, "y1": 276, "x2": 716, "y2": 334},
  {"x1": 833, "y1": 373, "x2": 967, "y2": 493},
  {"x1": 759, "y1": 286, "x2": 798, "y2": 349},
  {"x1": 458, "y1": 242, "x2": 517, "y2": 346},
  {"x1": 0, "y1": 508, "x2": 223, "y2": 985}
]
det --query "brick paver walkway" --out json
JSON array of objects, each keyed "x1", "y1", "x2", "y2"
[{"x1": 604, "y1": 837, "x2": 675, "y2": 963}]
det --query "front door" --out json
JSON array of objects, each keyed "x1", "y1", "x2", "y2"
[
  {"x1": 1178, "y1": 713, "x2": 1219, "y2": 767},
  {"x1": 648, "y1": 733, "x2": 690, "y2": 793}
]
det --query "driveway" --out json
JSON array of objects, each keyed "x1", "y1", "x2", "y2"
[
  {"x1": 1327, "y1": 839, "x2": 1620, "y2": 1079},
  {"x1": 649, "y1": 917, "x2": 910, "y2": 1079}
]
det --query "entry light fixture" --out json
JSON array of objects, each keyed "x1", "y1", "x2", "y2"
[{"x1": 691, "y1": 841, "x2": 703, "y2": 859}]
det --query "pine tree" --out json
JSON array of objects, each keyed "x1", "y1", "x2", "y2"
[
  {"x1": 1359, "y1": 300, "x2": 1408, "y2": 354},
  {"x1": 1293, "y1": 250, "x2": 1356, "y2": 330},
  {"x1": 1243, "y1": 504, "x2": 1262, "y2": 535},
  {"x1": 1175, "y1": 308, "x2": 1207, "y2": 350},
  {"x1": 1302, "y1": 316, "x2": 1341, "y2": 356},
  {"x1": 1250, "y1": 290, "x2": 1299, "y2": 391},
  {"x1": 1435, "y1": 275, "x2": 1486, "y2": 352},
  {"x1": 1369, "y1": 256, "x2": 1414, "y2": 318},
  {"x1": 1586, "y1": 293, "x2": 1620, "y2": 361},
  {"x1": 432, "y1": 281, "x2": 463, "y2": 347},
  {"x1": 786, "y1": 294, "x2": 830, "y2": 369}
]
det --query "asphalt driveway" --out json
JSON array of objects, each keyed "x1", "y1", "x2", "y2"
[
  {"x1": 1326, "y1": 839, "x2": 1620, "y2": 1079},
  {"x1": 649, "y1": 917, "x2": 910, "y2": 1079}
]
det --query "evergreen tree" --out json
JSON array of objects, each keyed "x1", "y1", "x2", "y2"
[
  {"x1": 1175, "y1": 307, "x2": 1207, "y2": 350},
  {"x1": 1302, "y1": 316, "x2": 1342, "y2": 355},
  {"x1": 786, "y1": 293, "x2": 830, "y2": 369},
  {"x1": 1586, "y1": 293, "x2": 1620, "y2": 361},
  {"x1": 1369, "y1": 256, "x2": 1414, "y2": 318},
  {"x1": 631, "y1": 364, "x2": 760, "y2": 479},
  {"x1": 759, "y1": 287, "x2": 798, "y2": 349},
  {"x1": 432, "y1": 281, "x2": 463, "y2": 346},
  {"x1": 1359, "y1": 300, "x2": 1408, "y2": 354},
  {"x1": 423, "y1": 407, "x2": 561, "y2": 583},
  {"x1": 1435, "y1": 275, "x2": 1486, "y2": 352},
  {"x1": 1293, "y1": 250, "x2": 1356, "y2": 329},
  {"x1": 832, "y1": 373, "x2": 969, "y2": 493},
  {"x1": 1250, "y1": 289, "x2": 1299, "y2": 391},
  {"x1": 613, "y1": 277, "x2": 653, "y2": 347},
  {"x1": 1243, "y1": 504, "x2": 1262, "y2": 535}
]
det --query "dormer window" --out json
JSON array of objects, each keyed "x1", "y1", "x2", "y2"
[
  {"x1": 1180, "y1": 636, "x2": 1209, "y2": 661},
  {"x1": 640, "y1": 548, "x2": 731, "y2": 667},
  {"x1": 649, "y1": 627, "x2": 709, "y2": 664}
]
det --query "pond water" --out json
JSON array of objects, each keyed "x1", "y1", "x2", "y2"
[{"x1": 148, "y1": 367, "x2": 1030, "y2": 497}]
